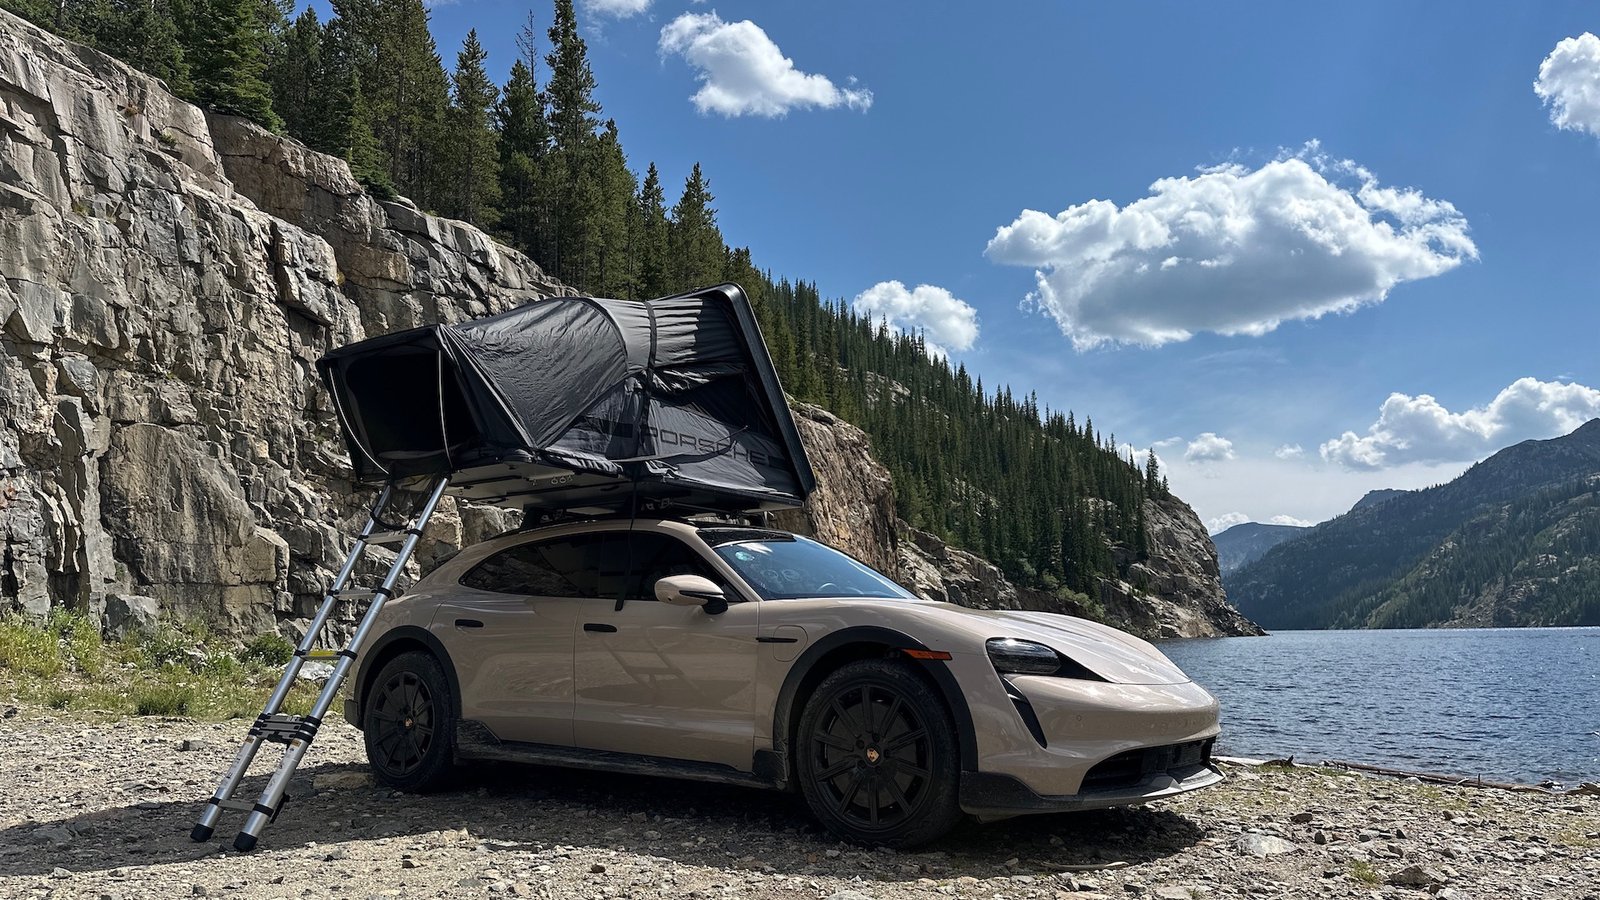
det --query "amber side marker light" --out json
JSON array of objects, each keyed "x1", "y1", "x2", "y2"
[{"x1": 902, "y1": 648, "x2": 953, "y2": 661}]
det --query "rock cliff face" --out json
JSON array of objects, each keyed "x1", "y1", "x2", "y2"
[
  {"x1": 0, "y1": 11, "x2": 1256, "y2": 641},
  {"x1": 0, "y1": 11, "x2": 546, "y2": 633}
]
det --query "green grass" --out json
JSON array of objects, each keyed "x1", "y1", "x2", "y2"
[
  {"x1": 0, "y1": 610, "x2": 104, "y2": 677},
  {"x1": 0, "y1": 613, "x2": 325, "y2": 721},
  {"x1": 133, "y1": 681, "x2": 192, "y2": 716}
]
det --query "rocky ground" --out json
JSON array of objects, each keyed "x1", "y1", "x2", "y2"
[{"x1": 0, "y1": 705, "x2": 1595, "y2": 899}]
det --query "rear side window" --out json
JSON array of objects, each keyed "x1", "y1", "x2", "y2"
[{"x1": 461, "y1": 534, "x2": 630, "y2": 597}]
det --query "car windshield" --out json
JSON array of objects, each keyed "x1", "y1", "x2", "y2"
[{"x1": 709, "y1": 534, "x2": 917, "y2": 601}]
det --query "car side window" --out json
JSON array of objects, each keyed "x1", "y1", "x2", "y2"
[
  {"x1": 625, "y1": 532, "x2": 723, "y2": 602},
  {"x1": 460, "y1": 534, "x2": 631, "y2": 597}
]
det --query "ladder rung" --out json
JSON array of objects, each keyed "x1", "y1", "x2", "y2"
[
  {"x1": 362, "y1": 529, "x2": 412, "y2": 546},
  {"x1": 331, "y1": 590, "x2": 377, "y2": 602},
  {"x1": 249, "y1": 713, "x2": 322, "y2": 745},
  {"x1": 212, "y1": 798, "x2": 255, "y2": 813},
  {"x1": 304, "y1": 650, "x2": 340, "y2": 661}
]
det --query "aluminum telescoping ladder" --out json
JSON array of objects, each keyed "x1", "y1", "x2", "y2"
[{"x1": 191, "y1": 476, "x2": 449, "y2": 852}]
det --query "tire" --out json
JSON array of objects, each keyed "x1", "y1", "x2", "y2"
[
  {"x1": 795, "y1": 659, "x2": 963, "y2": 848},
  {"x1": 362, "y1": 650, "x2": 457, "y2": 792}
]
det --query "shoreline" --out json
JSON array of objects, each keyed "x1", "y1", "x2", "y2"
[
  {"x1": 1, "y1": 703, "x2": 1597, "y2": 899},
  {"x1": 1217, "y1": 755, "x2": 1600, "y2": 796}
]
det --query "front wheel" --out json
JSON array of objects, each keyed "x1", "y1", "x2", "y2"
[
  {"x1": 795, "y1": 659, "x2": 963, "y2": 848},
  {"x1": 362, "y1": 651, "x2": 457, "y2": 792}
]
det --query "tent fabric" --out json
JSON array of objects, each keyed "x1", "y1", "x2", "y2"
[{"x1": 317, "y1": 284, "x2": 815, "y2": 515}]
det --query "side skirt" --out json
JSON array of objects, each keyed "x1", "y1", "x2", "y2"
[{"x1": 454, "y1": 721, "x2": 784, "y2": 792}]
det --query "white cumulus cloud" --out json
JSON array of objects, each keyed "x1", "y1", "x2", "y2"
[
  {"x1": 1320, "y1": 377, "x2": 1600, "y2": 470},
  {"x1": 1274, "y1": 443, "x2": 1305, "y2": 460},
  {"x1": 1207, "y1": 512, "x2": 1251, "y2": 534},
  {"x1": 852, "y1": 281, "x2": 979, "y2": 359},
  {"x1": 659, "y1": 12, "x2": 872, "y2": 117},
  {"x1": 984, "y1": 143, "x2": 1476, "y2": 350},
  {"x1": 1184, "y1": 432, "x2": 1235, "y2": 463},
  {"x1": 1268, "y1": 514, "x2": 1314, "y2": 527},
  {"x1": 583, "y1": 0, "x2": 651, "y2": 18},
  {"x1": 1535, "y1": 33, "x2": 1600, "y2": 139}
]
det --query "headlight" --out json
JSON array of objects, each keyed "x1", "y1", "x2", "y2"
[
  {"x1": 985, "y1": 637, "x2": 1105, "y2": 681},
  {"x1": 986, "y1": 638, "x2": 1064, "y2": 675}
]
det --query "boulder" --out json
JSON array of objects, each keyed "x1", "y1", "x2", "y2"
[{"x1": 103, "y1": 593, "x2": 159, "y2": 637}]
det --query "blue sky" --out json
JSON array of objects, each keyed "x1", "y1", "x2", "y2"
[{"x1": 408, "y1": 0, "x2": 1600, "y2": 529}]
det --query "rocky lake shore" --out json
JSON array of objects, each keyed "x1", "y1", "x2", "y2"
[{"x1": 0, "y1": 703, "x2": 1594, "y2": 900}]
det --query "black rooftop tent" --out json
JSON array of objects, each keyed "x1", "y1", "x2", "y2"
[{"x1": 316, "y1": 284, "x2": 815, "y2": 516}]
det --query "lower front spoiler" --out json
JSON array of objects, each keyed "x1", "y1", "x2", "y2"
[{"x1": 959, "y1": 763, "x2": 1224, "y2": 820}]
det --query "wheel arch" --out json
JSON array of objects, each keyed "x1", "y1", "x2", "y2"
[
  {"x1": 354, "y1": 626, "x2": 462, "y2": 727},
  {"x1": 770, "y1": 626, "x2": 979, "y2": 784}
]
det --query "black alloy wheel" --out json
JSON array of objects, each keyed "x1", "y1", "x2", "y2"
[
  {"x1": 796, "y1": 659, "x2": 962, "y2": 847},
  {"x1": 363, "y1": 651, "x2": 457, "y2": 791}
]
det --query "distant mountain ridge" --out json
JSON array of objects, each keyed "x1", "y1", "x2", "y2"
[
  {"x1": 1228, "y1": 419, "x2": 1600, "y2": 629},
  {"x1": 1350, "y1": 488, "x2": 1410, "y2": 512},
  {"x1": 1213, "y1": 522, "x2": 1309, "y2": 574}
]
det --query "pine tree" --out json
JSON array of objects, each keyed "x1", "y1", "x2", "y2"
[
  {"x1": 591, "y1": 119, "x2": 637, "y2": 297},
  {"x1": 496, "y1": 14, "x2": 551, "y2": 259},
  {"x1": 268, "y1": 8, "x2": 326, "y2": 144},
  {"x1": 538, "y1": 0, "x2": 606, "y2": 285},
  {"x1": 310, "y1": 9, "x2": 390, "y2": 193},
  {"x1": 182, "y1": 0, "x2": 281, "y2": 128},
  {"x1": 89, "y1": 0, "x2": 191, "y2": 94},
  {"x1": 667, "y1": 163, "x2": 725, "y2": 291},
  {"x1": 544, "y1": 0, "x2": 599, "y2": 153},
  {"x1": 636, "y1": 162, "x2": 669, "y2": 298},
  {"x1": 443, "y1": 28, "x2": 501, "y2": 226},
  {"x1": 333, "y1": 0, "x2": 449, "y2": 207}
]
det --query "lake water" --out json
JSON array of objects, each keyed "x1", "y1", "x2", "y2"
[{"x1": 1158, "y1": 628, "x2": 1600, "y2": 786}]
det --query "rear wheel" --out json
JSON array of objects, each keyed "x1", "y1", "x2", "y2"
[
  {"x1": 796, "y1": 659, "x2": 962, "y2": 848},
  {"x1": 363, "y1": 651, "x2": 457, "y2": 792}
]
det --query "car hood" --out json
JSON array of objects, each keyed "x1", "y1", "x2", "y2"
[{"x1": 904, "y1": 602, "x2": 1194, "y2": 685}]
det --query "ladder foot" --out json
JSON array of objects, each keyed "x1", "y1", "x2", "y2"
[
  {"x1": 190, "y1": 824, "x2": 214, "y2": 842},
  {"x1": 233, "y1": 832, "x2": 258, "y2": 853}
]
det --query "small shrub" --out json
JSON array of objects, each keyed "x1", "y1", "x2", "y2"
[
  {"x1": 202, "y1": 652, "x2": 243, "y2": 678},
  {"x1": 134, "y1": 682, "x2": 193, "y2": 716},
  {"x1": 240, "y1": 633, "x2": 295, "y2": 666},
  {"x1": 132, "y1": 623, "x2": 203, "y2": 671},
  {"x1": 1349, "y1": 860, "x2": 1381, "y2": 886},
  {"x1": 357, "y1": 170, "x2": 398, "y2": 201},
  {"x1": 44, "y1": 686, "x2": 75, "y2": 709},
  {"x1": 155, "y1": 129, "x2": 177, "y2": 147},
  {"x1": 1057, "y1": 587, "x2": 1105, "y2": 622},
  {"x1": 48, "y1": 610, "x2": 104, "y2": 676}
]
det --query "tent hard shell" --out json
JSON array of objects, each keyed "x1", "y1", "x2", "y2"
[{"x1": 316, "y1": 283, "x2": 816, "y2": 517}]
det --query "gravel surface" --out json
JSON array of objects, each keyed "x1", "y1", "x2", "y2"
[{"x1": 1, "y1": 704, "x2": 1596, "y2": 899}]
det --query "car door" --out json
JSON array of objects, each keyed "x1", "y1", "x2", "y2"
[
  {"x1": 572, "y1": 529, "x2": 760, "y2": 771},
  {"x1": 429, "y1": 535, "x2": 610, "y2": 747}
]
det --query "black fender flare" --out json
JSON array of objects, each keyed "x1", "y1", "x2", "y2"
[
  {"x1": 769, "y1": 625, "x2": 979, "y2": 782},
  {"x1": 354, "y1": 626, "x2": 463, "y2": 725}
]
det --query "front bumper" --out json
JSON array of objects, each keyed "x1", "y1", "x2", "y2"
[
  {"x1": 953, "y1": 659, "x2": 1223, "y2": 803},
  {"x1": 960, "y1": 761, "x2": 1224, "y2": 819}
]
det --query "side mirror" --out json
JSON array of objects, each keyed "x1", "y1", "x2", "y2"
[{"x1": 655, "y1": 574, "x2": 728, "y2": 615}]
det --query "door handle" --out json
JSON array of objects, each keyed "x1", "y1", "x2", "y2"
[
  {"x1": 455, "y1": 618, "x2": 484, "y2": 629},
  {"x1": 582, "y1": 623, "x2": 618, "y2": 633}
]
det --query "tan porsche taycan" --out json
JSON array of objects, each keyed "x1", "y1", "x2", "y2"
[{"x1": 346, "y1": 518, "x2": 1223, "y2": 847}]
